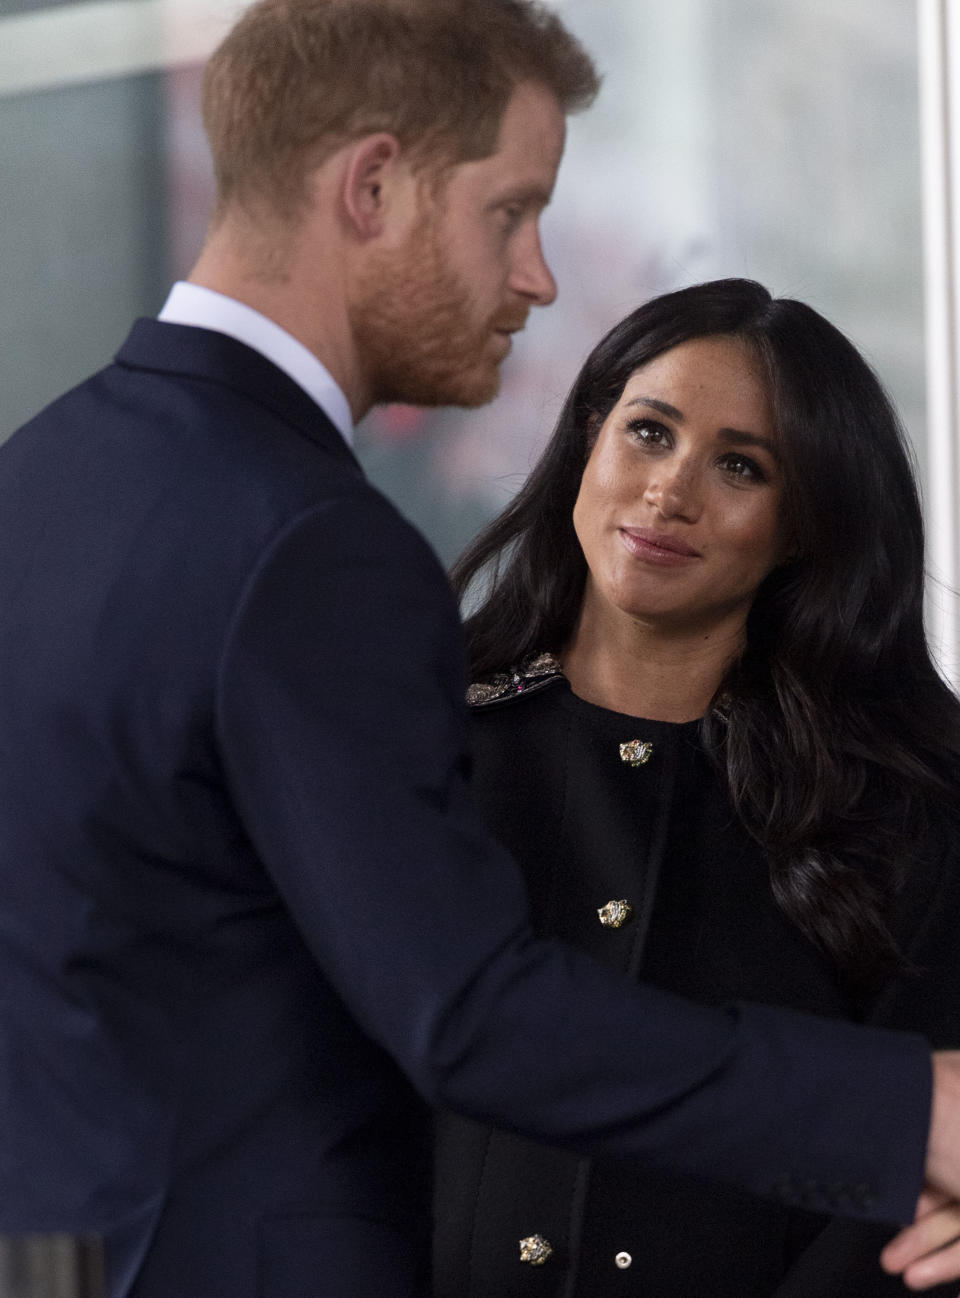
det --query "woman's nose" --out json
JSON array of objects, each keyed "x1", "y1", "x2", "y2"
[{"x1": 643, "y1": 463, "x2": 702, "y2": 520}]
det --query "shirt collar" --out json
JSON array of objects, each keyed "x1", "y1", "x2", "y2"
[{"x1": 158, "y1": 282, "x2": 354, "y2": 446}]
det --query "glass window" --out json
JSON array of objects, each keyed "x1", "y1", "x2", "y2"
[{"x1": 0, "y1": 0, "x2": 925, "y2": 577}]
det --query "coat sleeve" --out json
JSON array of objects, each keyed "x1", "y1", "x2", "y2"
[
  {"x1": 775, "y1": 818, "x2": 960, "y2": 1290},
  {"x1": 772, "y1": 1219, "x2": 957, "y2": 1297},
  {"x1": 215, "y1": 493, "x2": 932, "y2": 1225}
]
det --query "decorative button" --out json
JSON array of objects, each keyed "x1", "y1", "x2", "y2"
[
  {"x1": 619, "y1": 740, "x2": 653, "y2": 766},
  {"x1": 598, "y1": 899, "x2": 633, "y2": 929},
  {"x1": 615, "y1": 1251, "x2": 632, "y2": 1270},
  {"x1": 519, "y1": 1234, "x2": 553, "y2": 1266}
]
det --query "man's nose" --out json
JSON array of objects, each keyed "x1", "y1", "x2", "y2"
[{"x1": 509, "y1": 225, "x2": 557, "y2": 307}]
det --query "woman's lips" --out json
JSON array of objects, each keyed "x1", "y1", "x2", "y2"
[{"x1": 618, "y1": 527, "x2": 701, "y2": 563}]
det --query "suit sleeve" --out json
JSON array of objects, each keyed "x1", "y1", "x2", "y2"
[{"x1": 215, "y1": 494, "x2": 931, "y2": 1225}]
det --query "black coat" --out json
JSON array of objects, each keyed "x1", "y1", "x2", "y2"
[{"x1": 435, "y1": 661, "x2": 960, "y2": 1297}]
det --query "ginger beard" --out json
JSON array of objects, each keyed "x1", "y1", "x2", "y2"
[{"x1": 350, "y1": 210, "x2": 524, "y2": 410}]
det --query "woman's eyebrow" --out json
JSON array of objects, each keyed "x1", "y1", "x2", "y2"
[
  {"x1": 717, "y1": 428, "x2": 779, "y2": 459},
  {"x1": 625, "y1": 396, "x2": 683, "y2": 421},
  {"x1": 625, "y1": 396, "x2": 779, "y2": 460}
]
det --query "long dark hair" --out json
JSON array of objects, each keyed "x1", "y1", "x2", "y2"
[{"x1": 452, "y1": 278, "x2": 960, "y2": 989}]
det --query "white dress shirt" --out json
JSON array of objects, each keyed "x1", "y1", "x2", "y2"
[{"x1": 158, "y1": 281, "x2": 354, "y2": 446}]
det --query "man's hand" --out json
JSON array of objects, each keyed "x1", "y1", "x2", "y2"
[
  {"x1": 925, "y1": 1054, "x2": 960, "y2": 1198},
  {"x1": 880, "y1": 1052, "x2": 960, "y2": 1290},
  {"x1": 881, "y1": 1189, "x2": 960, "y2": 1289}
]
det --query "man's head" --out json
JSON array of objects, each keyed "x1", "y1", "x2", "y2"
[
  {"x1": 203, "y1": 0, "x2": 599, "y2": 223},
  {"x1": 197, "y1": 0, "x2": 599, "y2": 416},
  {"x1": 348, "y1": 78, "x2": 566, "y2": 408}
]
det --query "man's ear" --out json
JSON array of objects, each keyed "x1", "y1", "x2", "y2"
[{"x1": 341, "y1": 133, "x2": 405, "y2": 239}]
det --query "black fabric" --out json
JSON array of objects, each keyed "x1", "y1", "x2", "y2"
[
  {"x1": 1, "y1": 323, "x2": 934, "y2": 1295},
  {"x1": 434, "y1": 679, "x2": 959, "y2": 1297}
]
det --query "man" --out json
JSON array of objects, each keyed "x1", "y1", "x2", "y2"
[{"x1": 0, "y1": 1, "x2": 956, "y2": 1294}]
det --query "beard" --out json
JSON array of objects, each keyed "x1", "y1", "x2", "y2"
[{"x1": 349, "y1": 218, "x2": 523, "y2": 409}]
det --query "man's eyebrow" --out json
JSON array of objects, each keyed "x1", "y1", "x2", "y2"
[
  {"x1": 625, "y1": 396, "x2": 779, "y2": 458},
  {"x1": 488, "y1": 183, "x2": 553, "y2": 210}
]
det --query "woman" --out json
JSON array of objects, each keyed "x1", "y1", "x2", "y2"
[{"x1": 433, "y1": 279, "x2": 960, "y2": 1296}]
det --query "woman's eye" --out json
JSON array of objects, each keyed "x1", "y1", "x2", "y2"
[
  {"x1": 626, "y1": 418, "x2": 667, "y2": 445},
  {"x1": 720, "y1": 453, "x2": 765, "y2": 482}
]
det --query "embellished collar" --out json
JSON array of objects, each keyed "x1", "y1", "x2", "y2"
[
  {"x1": 467, "y1": 651, "x2": 730, "y2": 724},
  {"x1": 466, "y1": 652, "x2": 565, "y2": 708}
]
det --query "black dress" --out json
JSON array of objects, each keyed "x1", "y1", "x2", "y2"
[{"x1": 433, "y1": 658, "x2": 960, "y2": 1297}]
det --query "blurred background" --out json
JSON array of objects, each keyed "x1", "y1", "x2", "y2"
[{"x1": 2, "y1": 0, "x2": 959, "y2": 667}]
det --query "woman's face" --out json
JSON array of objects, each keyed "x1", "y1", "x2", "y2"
[{"x1": 572, "y1": 334, "x2": 787, "y2": 641}]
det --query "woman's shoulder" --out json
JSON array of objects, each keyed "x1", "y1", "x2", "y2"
[{"x1": 466, "y1": 651, "x2": 566, "y2": 709}]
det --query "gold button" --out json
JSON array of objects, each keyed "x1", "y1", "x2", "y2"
[
  {"x1": 597, "y1": 899, "x2": 633, "y2": 929},
  {"x1": 519, "y1": 1234, "x2": 553, "y2": 1266},
  {"x1": 619, "y1": 740, "x2": 653, "y2": 766},
  {"x1": 615, "y1": 1251, "x2": 633, "y2": 1269}
]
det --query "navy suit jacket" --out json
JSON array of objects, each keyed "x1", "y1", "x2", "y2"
[{"x1": 0, "y1": 320, "x2": 933, "y2": 1296}]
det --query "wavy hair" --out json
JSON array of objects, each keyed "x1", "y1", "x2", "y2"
[{"x1": 452, "y1": 278, "x2": 960, "y2": 989}]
